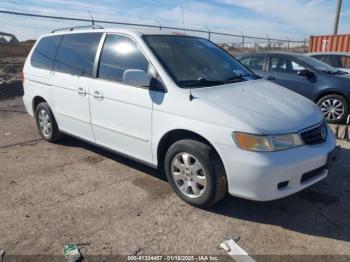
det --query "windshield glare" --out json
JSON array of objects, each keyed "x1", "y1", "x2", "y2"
[
  {"x1": 298, "y1": 56, "x2": 338, "y2": 73},
  {"x1": 143, "y1": 35, "x2": 256, "y2": 88}
]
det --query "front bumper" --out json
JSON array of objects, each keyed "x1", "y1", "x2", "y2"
[
  {"x1": 326, "y1": 145, "x2": 340, "y2": 168},
  {"x1": 215, "y1": 126, "x2": 337, "y2": 201}
]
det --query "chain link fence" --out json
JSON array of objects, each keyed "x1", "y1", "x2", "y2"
[{"x1": 0, "y1": 10, "x2": 308, "y2": 103}]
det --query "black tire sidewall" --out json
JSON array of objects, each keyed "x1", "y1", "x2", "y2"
[
  {"x1": 317, "y1": 94, "x2": 349, "y2": 124},
  {"x1": 164, "y1": 140, "x2": 219, "y2": 207}
]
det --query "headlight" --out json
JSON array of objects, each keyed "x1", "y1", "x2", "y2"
[{"x1": 233, "y1": 132, "x2": 304, "y2": 152}]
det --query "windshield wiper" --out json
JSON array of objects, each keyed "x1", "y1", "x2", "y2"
[
  {"x1": 224, "y1": 73, "x2": 259, "y2": 83},
  {"x1": 178, "y1": 74, "x2": 259, "y2": 88},
  {"x1": 321, "y1": 69, "x2": 346, "y2": 75},
  {"x1": 177, "y1": 78, "x2": 224, "y2": 88}
]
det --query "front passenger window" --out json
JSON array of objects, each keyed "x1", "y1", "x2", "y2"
[
  {"x1": 98, "y1": 35, "x2": 149, "y2": 84},
  {"x1": 291, "y1": 60, "x2": 306, "y2": 73}
]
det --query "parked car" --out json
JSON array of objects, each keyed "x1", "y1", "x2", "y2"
[
  {"x1": 308, "y1": 52, "x2": 350, "y2": 74},
  {"x1": 23, "y1": 29, "x2": 337, "y2": 207},
  {"x1": 238, "y1": 52, "x2": 350, "y2": 123}
]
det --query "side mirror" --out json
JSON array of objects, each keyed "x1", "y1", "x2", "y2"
[
  {"x1": 297, "y1": 69, "x2": 314, "y2": 77},
  {"x1": 150, "y1": 77, "x2": 167, "y2": 92},
  {"x1": 123, "y1": 69, "x2": 151, "y2": 87}
]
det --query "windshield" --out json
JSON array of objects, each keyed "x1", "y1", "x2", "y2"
[
  {"x1": 143, "y1": 35, "x2": 258, "y2": 88},
  {"x1": 297, "y1": 55, "x2": 339, "y2": 73}
]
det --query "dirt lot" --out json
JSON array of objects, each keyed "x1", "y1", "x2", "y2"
[{"x1": 0, "y1": 98, "x2": 350, "y2": 259}]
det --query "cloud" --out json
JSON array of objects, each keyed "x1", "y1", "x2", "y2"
[
  {"x1": 219, "y1": 0, "x2": 350, "y2": 36},
  {"x1": 1, "y1": 0, "x2": 349, "y2": 41}
]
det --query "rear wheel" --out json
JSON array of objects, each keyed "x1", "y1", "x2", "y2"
[
  {"x1": 35, "y1": 102, "x2": 62, "y2": 142},
  {"x1": 164, "y1": 139, "x2": 227, "y2": 207},
  {"x1": 317, "y1": 94, "x2": 348, "y2": 124}
]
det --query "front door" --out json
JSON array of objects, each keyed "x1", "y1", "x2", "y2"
[
  {"x1": 266, "y1": 55, "x2": 316, "y2": 99},
  {"x1": 89, "y1": 34, "x2": 153, "y2": 163}
]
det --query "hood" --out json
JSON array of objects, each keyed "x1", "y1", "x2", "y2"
[{"x1": 192, "y1": 79, "x2": 323, "y2": 134}]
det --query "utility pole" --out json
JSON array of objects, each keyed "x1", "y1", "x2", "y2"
[
  {"x1": 333, "y1": 0, "x2": 342, "y2": 35},
  {"x1": 180, "y1": 3, "x2": 185, "y2": 32}
]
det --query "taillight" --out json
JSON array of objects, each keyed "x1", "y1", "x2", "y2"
[{"x1": 19, "y1": 69, "x2": 24, "y2": 82}]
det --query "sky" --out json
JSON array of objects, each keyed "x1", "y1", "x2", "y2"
[{"x1": 0, "y1": 0, "x2": 350, "y2": 40}]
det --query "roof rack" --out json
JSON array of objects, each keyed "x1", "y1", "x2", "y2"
[{"x1": 51, "y1": 24, "x2": 104, "y2": 33}]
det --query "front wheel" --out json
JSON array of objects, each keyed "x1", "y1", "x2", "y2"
[
  {"x1": 164, "y1": 139, "x2": 227, "y2": 207},
  {"x1": 317, "y1": 94, "x2": 348, "y2": 124}
]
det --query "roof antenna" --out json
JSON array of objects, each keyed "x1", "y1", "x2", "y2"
[
  {"x1": 189, "y1": 89, "x2": 195, "y2": 101},
  {"x1": 88, "y1": 10, "x2": 95, "y2": 27}
]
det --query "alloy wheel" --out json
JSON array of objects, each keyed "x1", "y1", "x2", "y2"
[
  {"x1": 171, "y1": 152, "x2": 207, "y2": 199},
  {"x1": 38, "y1": 109, "x2": 52, "y2": 138},
  {"x1": 320, "y1": 99, "x2": 345, "y2": 121}
]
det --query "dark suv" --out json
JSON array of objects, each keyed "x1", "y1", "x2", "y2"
[{"x1": 238, "y1": 52, "x2": 350, "y2": 124}]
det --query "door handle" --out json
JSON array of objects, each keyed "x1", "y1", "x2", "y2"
[
  {"x1": 93, "y1": 90, "x2": 103, "y2": 100},
  {"x1": 266, "y1": 76, "x2": 276, "y2": 80},
  {"x1": 77, "y1": 87, "x2": 86, "y2": 95}
]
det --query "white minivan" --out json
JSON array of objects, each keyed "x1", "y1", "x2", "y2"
[{"x1": 23, "y1": 28, "x2": 338, "y2": 207}]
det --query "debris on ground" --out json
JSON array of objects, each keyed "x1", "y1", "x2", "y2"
[
  {"x1": 332, "y1": 123, "x2": 349, "y2": 141},
  {"x1": 224, "y1": 235, "x2": 240, "y2": 242},
  {"x1": 76, "y1": 242, "x2": 90, "y2": 247},
  {"x1": 133, "y1": 247, "x2": 143, "y2": 256},
  {"x1": 0, "y1": 250, "x2": 4, "y2": 262},
  {"x1": 219, "y1": 238, "x2": 255, "y2": 262},
  {"x1": 64, "y1": 243, "x2": 82, "y2": 262}
]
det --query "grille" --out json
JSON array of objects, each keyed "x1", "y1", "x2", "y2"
[{"x1": 300, "y1": 121, "x2": 327, "y2": 145}]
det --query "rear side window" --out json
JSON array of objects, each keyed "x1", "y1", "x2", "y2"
[
  {"x1": 98, "y1": 34, "x2": 149, "y2": 83},
  {"x1": 54, "y1": 33, "x2": 102, "y2": 77},
  {"x1": 31, "y1": 35, "x2": 62, "y2": 70}
]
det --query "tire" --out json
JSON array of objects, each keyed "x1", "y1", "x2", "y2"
[
  {"x1": 164, "y1": 139, "x2": 227, "y2": 207},
  {"x1": 35, "y1": 102, "x2": 62, "y2": 142},
  {"x1": 317, "y1": 94, "x2": 349, "y2": 124}
]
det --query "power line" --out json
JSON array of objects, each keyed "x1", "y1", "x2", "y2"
[{"x1": 0, "y1": 9, "x2": 307, "y2": 42}]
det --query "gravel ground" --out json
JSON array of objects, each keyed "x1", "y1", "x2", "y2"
[{"x1": 0, "y1": 98, "x2": 350, "y2": 260}]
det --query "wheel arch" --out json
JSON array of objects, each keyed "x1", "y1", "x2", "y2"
[
  {"x1": 314, "y1": 90, "x2": 349, "y2": 104},
  {"x1": 156, "y1": 129, "x2": 224, "y2": 170},
  {"x1": 32, "y1": 96, "x2": 47, "y2": 114}
]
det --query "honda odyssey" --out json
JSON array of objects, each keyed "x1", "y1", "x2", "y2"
[{"x1": 23, "y1": 28, "x2": 337, "y2": 207}]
